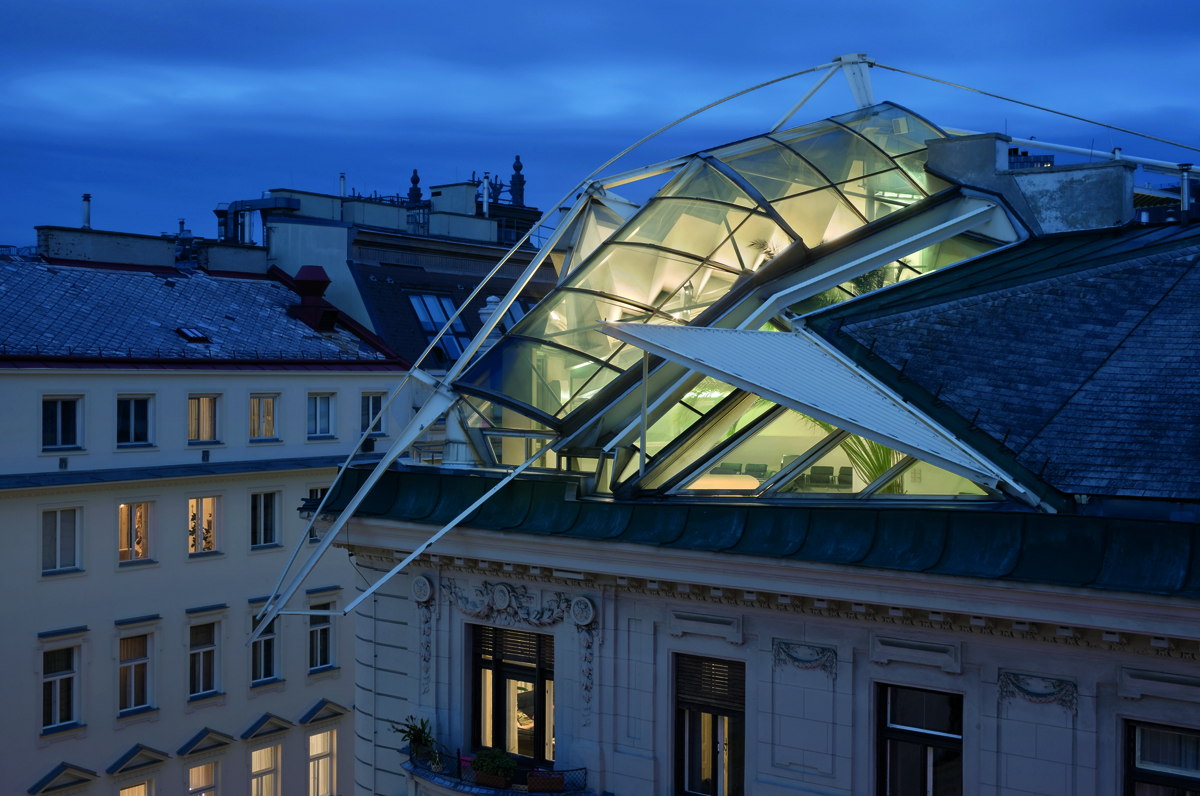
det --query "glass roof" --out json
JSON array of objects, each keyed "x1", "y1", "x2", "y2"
[{"x1": 457, "y1": 102, "x2": 948, "y2": 423}]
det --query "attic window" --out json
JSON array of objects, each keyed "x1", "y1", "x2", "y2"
[{"x1": 177, "y1": 328, "x2": 210, "y2": 343}]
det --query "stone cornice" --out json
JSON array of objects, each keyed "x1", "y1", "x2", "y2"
[{"x1": 0, "y1": 465, "x2": 339, "y2": 499}]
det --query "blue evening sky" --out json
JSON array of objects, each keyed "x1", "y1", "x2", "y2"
[{"x1": 2, "y1": 0, "x2": 1198, "y2": 246}]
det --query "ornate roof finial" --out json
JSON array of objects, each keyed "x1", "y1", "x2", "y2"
[
  {"x1": 513, "y1": 155, "x2": 523, "y2": 174},
  {"x1": 407, "y1": 169, "x2": 422, "y2": 203},
  {"x1": 510, "y1": 155, "x2": 526, "y2": 207}
]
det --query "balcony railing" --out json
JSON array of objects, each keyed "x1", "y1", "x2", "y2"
[{"x1": 403, "y1": 744, "x2": 588, "y2": 794}]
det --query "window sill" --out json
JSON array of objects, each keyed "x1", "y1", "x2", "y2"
[
  {"x1": 188, "y1": 690, "x2": 225, "y2": 704},
  {"x1": 41, "y1": 446, "x2": 84, "y2": 455},
  {"x1": 118, "y1": 558, "x2": 157, "y2": 568},
  {"x1": 250, "y1": 677, "x2": 285, "y2": 690},
  {"x1": 249, "y1": 437, "x2": 283, "y2": 445},
  {"x1": 188, "y1": 550, "x2": 224, "y2": 560},
  {"x1": 41, "y1": 721, "x2": 86, "y2": 737},
  {"x1": 306, "y1": 434, "x2": 338, "y2": 442},
  {"x1": 251, "y1": 543, "x2": 284, "y2": 552},
  {"x1": 187, "y1": 440, "x2": 224, "y2": 447},
  {"x1": 116, "y1": 443, "x2": 156, "y2": 451},
  {"x1": 308, "y1": 535, "x2": 321, "y2": 544},
  {"x1": 308, "y1": 664, "x2": 339, "y2": 677},
  {"x1": 41, "y1": 566, "x2": 85, "y2": 577},
  {"x1": 117, "y1": 705, "x2": 158, "y2": 719}
]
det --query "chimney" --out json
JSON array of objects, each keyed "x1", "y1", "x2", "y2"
[
  {"x1": 82, "y1": 194, "x2": 92, "y2": 229},
  {"x1": 340, "y1": 173, "x2": 346, "y2": 197},
  {"x1": 288, "y1": 265, "x2": 340, "y2": 332},
  {"x1": 179, "y1": 218, "x2": 186, "y2": 235}
]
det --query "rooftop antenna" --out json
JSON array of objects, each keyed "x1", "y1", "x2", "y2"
[{"x1": 81, "y1": 194, "x2": 91, "y2": 229}]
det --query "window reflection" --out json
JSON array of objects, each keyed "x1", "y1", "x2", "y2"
[{"x1": 684, "y1": 410, "x2": 833, "y2": 492}]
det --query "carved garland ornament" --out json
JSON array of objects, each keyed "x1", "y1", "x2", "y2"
[
  {"x1": 443, "y1": 580, "x2": 598, "y2": 723},
  {"x1": 411, "y1": 576, "x2": 435, "y2": 694},
  {"x1": 997, "y1": 671, "x2": 1078, "y2": 715},
  {"x1": 772, "y1": 640, "x2": 838, "y2": 680}
]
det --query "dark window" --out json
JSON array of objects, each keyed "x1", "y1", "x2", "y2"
[
  {"x1": 309, "y1": 603, "x2": 332, "y2": 670},
  {"x1": 42, "y1": 648, "x2": 76, "y2": 727},
  {"x1": 675, "y1": 654, "x2": 745, "y2": 796},
  {"x1": 876, "y1": 684, "x2": 962, "y2": 795},
  {"x1": 308, "y1": 487, "x2": 329, "y2": 541},
  {"x1": 252, "y1": 616, "x2": 276, "y2": 682},
  {"x1": 41, "y1": 508, "x2": 78, "y2": 572},
  {"x1": 473, "y1": 625, "x2": 555, "y2": 765},
  {"x1": 1126, "y1": 721, "x2": 1200, "y2": 794},
  {"x1": 119, "y1": 634, "x2": 150, "y2": 712},
  {"x1": 361, "y1": 394, "x2": 385, "y2": 434},
  {"x1": 189, "y1": 623, "x2": 216, "y2": 696},
  {"x1": 42, "y1": 398, "x2": 78, "y2": 449},
  {"x1": 250, "y1": 492, "x2": 277, "y2": 547},
  {"x1": 117, "y1": 398, "x2": 150, "y2": 445},
  {"x1": 409, "y1": 293, "x2": 472, "y2": 362}
]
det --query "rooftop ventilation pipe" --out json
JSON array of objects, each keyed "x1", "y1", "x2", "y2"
[
  {"x1": 340, "y1": 173, "x2": 346, "y2": 197},
  {"x1": 482, "y1": 171, "x2": 490, "y2": 218},
  {"x1": 81, "y1": 194, "x2": 91, "y2": 229},
  {"x1": 288, "y1": 265, "x2": 340, "y2": 332}
]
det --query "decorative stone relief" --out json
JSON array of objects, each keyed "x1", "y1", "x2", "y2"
[
  {"x1": 773, "y1": 640, "x2": 838, "y2": 680},
  {"x1": 997, "y1": 671, "x2": 1078, "y2": 715},
  {"x1": 412, "y1": 576, "x2": 435, "y2": 694},
  {"x1": 444, "y1": 580, "x2": 598, "y2": 723}
]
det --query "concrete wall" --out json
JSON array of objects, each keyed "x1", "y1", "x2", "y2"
[
  {"x1": 429, "y1": 184, "x2": 477, "y2": 216},
  {"x1": 37, "y1": 227, "x2": 176, "y2": 267},
  {"x1": 428, "y1": 213, "x2": 496, "y2": 242},
  {"x1": 195, "y1": 241, "x2": 269, "y2": 274},
  {"x1": 342, "y1": 200, "x2": 412, "y2": 233},
  {"x1": 264, "y1": 218, "x2": 378, "y2": 330}
]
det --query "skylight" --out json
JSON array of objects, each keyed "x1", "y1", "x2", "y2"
[{"x1": 177, "y1": 327, "x2": 210, "y2": 343}]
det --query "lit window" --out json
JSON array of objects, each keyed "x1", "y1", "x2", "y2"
[
  {"x1": 1127, "y1": 722, "x2": 1200, "y2": 792},
  {"x1": 408, "y1": 293, "x2": 472, "y2": 363},
  {"x1": 251, "y1": 616, "x2": 277, "y2": 684},
  {"x1": 42, "y1": 397, "x2": 80, "y2": 449},
  {"x1": 309, "y1": 603, "x2": 332, "y2": 671},
  {"x1": 189, "y1": 762, "x2": 217, "y2": 795},
  {"x1": 307, "y1": 394, "x2": 333, "y2": 437},
  {"x1": 117, "y1": 397, "x2": 151, "y2": 446},
  {"x1": 877, "y1": 684, "x2": 962, "y2": 794},
  {"x1": 250, "y1": 493, "x2": 278, "y2": 547},
  {"x1": 474, "y1": 625, "x2": 555, "y2": 764},
  {"x1": 360, "y1": 393, "x2": 385, "y2": 434},
  {"x1": 188, "y1": 396, "x2": 218, "y2": 443},
  {"x1": 189, "y1": 623, "x2": 217, "y2": 697},
  {"x1": 250, "y1": 745, "x2": 280, "y2": 796},
  {"x1": 42, "y1": 647, "x2": 77, "y2": 729},
  {"x1": 308, "y1": 730, "x2": 336, "y2": 796},
  {"x1": 119, "y1": 783, "x2": 149, "y2": 796},
  {"x1": 249, "y1": 395, "x2": 276, "y2": 440},
  {"x1": 188, "y1": 497, "x2": 218, "y2": 554},
  {"x1": 41, "y1": 508, "x2": 78, "y2": 573},
  {"x1": 119, "y1": 502, "x2": 151, "y2": 562},
  {"x1": 676, "y1": 654, "x2": 744, "y2": 796},
  {"x1": 119, "y1": 634, "x2": 150, "y2": 713}
]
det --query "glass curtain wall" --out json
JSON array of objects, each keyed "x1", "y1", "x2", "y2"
[{"x1": 457, "y1": 103, "x2": 946, "y2": 426}]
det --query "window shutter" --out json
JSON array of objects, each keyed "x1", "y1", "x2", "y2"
[{"x1": 676, "y1": 654, "x2": 745, "y2": 714}]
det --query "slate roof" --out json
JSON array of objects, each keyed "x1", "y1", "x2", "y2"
[
  {"x1": 807, "y1": 224, "x2": 1200, "y2": 501},
  {"x1": 0, "y1": 258, "x2": 388, "y2": 361},
  {"x1": 320, "y1": 467, "x2": 1200, "y2": 599}
]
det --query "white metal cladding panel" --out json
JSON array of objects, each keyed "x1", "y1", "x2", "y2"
[{"x1": 602, "y1": 323, "x2": 995, "y2": 480}]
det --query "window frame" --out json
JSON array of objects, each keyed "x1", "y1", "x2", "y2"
[
  {"x1": 1125, "y1": 720, "x2": 1200, "y2": 793},
  {"x1": 674, "y1": 653, "x2": 746, "y2": 796},
  {"x1": 189, "y1": 621, "x2": 219, "y2": 699},
  {"x1": 360, "y1": 392, "x2": 386, "y2": 436},
  {"x1": 307, "y1": 487, "x2": 329, "y2": 543},
  {"x1": 874, "y1": 683, "x2": 963, "y2": 796},
  {"x1": 188, "y1": 496, "x2": 221, "y2": 556},
  {"x1": 116, "y1": 394, "x2": 154, "y2": 448},
  {"x1": 118, "y1": 500, "x2": 153, "y2": 564},
  {"x1": 250, "y1": 744, "x2": 281, "y2": 796},
  {"x1": 306, "y1": 393, "x2": 335, "y2": 439},
  {"x1": 308, "y1": 729, "x2": 336, "y2": 796},
  {"x1": 41, "y1": 506, "x2": 81, "y2": 574},
  {"x1": 188, "y1": 761, "x2": 218, "y2": 795},
  {"x1": 249, "y1": 394, "x2": 279, "y2": 442},
  {"x1": 188, "y1": 394, "x2": 221, "y2": 445},
  {"x1": 251, "y1": 615, "x2": 279, "y2": 685},
  {"x1": 41, "y1": 395, "x2": 83, "y2": 451},
  {"x1": 471, "y1": 624, "x2": 556, "y2": 767},
  {"x1": 407, "y1": 292, "x2": 473, "y2": 364},
  {"x1": 41, "y1": 645, "x2": 80, "y2": 731},
  {"x1": 118, "y1": 632, "x2": 153, "y2": 715},
  {"x1": 250, "y1": 492, "x2": 280, "y2": 549},
  {"x1": 308, "y1": 602, "x2": 334, "y2": 673}
]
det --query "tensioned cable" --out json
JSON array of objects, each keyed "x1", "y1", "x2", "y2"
[{"x1": 873, "y1": 62, "x2": 1200, "y2": 156}]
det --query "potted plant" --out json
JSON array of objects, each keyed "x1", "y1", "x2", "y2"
[
  {"x1": 470, "y1": 747, "x2": 517, "y2": 789},
  {"x1": 391, "y1": 715, "x2": 436, "y2": 762},
  {"x1": 527, "y1": 769, "x2": 566, "y2": 793}
]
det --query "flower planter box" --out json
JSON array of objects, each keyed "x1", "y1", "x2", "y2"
[
  {"x1": 527, "y1": 770, "x2": 566, "y2": 792},
  {"x1": 474, "y1": 771, "x2": 512, "y2": 789}
]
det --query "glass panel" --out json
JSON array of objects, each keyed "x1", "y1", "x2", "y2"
[
  {"x1": 261, "y1": 397, "x2": 274, "y2": 437},
  {"x1": 613, "y1": 198, "x2": 750, "y2": 260},
  {"x1": 518, "y1": 289, "x2": 652, "y2": 360},
  {"x1": 133, "y1": 399, "x2": 148, "y2": 442},
  {"x1": 660, "y1": 159, "x2": 756, "y2": 207},
  {"x1": 834, "y1": 104, "x2": 945, "y2": 157},
  {"x1": 641, "y1": 394, "x2": 774, "y2": 489},
  {"x1": 1138, "y1": 726, "x2": 1200, "y2": 776},
  {"x1": 684, "y1": 410, "x2": 833, "y2": 492},
  {"x1": 544, "y1": 680, "x2": 556, "y2": 761},
  {"x1": 570, "y1": 244, "x2": 705, "y2": 310},
  {"x1": 189, "y1": 763, "x2": 215, "y2": 790},
  {"x1": 772, "y1": 188, "x2": 863, "y2": 247},
  {"x1": 310, "y1": 730, "x2": 332, "y2": 756},
  {"x1": 835, "y1": 169, "x2": 923, "y2": 223},
  {"x1": 876, "y1": 461, "x2": 987, "y2": 497},
  {"x1": 42, "y1": 401, "x2": 57, "y2": 447},
  {"x1": 119, "y1": 785, "x2": 149, "y2": 796},
  {"x1": 44, "y1": 648, "x2": 73, "y2": 675},
  {"x1": 506, "y1": 678, "x2": 536, "y2": 757},
  {"x1": 480, "y1": 668, "x2": 493, "y2": 747},
  {"x1": 59, "y1": 509, "x2": 76, "y2": 568},
  {"x1": 777, "y1": 434, "x2": 903, "y2": 496},
  {"x1": 252, "y1": 745, "x2": 277, "y2": 772},
  {"x1": 774, "y1": 121, "x2": 894, "y2": 184},
  {"x1": 713, "y1": 138, "x2": 829, "y2": 200},
  {"x1": 894, "y1": 150, "x2": 954, "y2": 194},
  {"x1": 461, "y1": 337, "x2": 608, "y2": 417},
  {"x1": 42, "y1": 511, "x2": 56, "y2": 570},
  {"x1": 570, "y1": 201, "x2": 627, "y2": 272},
  {"x1": 659, "y1": 266, "x2": 741, "y2": 322},
  {"x1": 708, "y1": 214, "x2": 790, "y2": 273},
  {"x1": 886, "y1": 739, "x2": 925, "y2": 795},
  {"x1": 889, "y1": 686, "x2": 963, "y2": 737},
  {"x1": 60, "y1": 399, "x2": 77, "y2": 445},
  {"x1": 118, "y1": 398, "x2": 131, "y2": 443}
]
